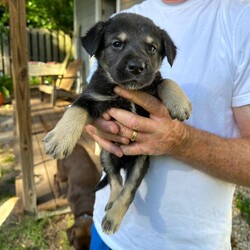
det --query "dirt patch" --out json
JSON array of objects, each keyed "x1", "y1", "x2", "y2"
[{"x1": 43, "y1": 213, "x2": 74, "y2": 250}]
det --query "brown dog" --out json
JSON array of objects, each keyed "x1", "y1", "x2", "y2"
[{"x1": 54, "y1": 143, "x2": 100, "y2": 250}]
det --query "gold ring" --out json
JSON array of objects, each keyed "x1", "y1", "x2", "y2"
[{"x1": 130, "y1": 131, "x2": 138, "y2": 142}]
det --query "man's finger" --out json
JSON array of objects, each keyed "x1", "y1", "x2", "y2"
[
  {"x1": 121, "y1": 143, "x2": 145, "y2": 156},
  {"x1": 116, "y1": 121, "x2": 142, "y2": 141},
  {"x1": 92, "y1": 117, "x2": 120, "y2": 135},
  {"x1": 108, "y1": 108, "x2": 156, "y2": 133},
  {"x1": 85, "y1": 124, "x2": 130, "y2": 145},
  {"x1": 85, "y1": 125, "x2": 124, "y2": 157},
  {"x1": 92, "y1": 133, "x2": 124, "y2": 158},
  {"x1": 114, "y1": 86, "x2": 170, "y2": 118}
]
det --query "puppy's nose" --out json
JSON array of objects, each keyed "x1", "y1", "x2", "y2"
[{"x1": 126, "y1": 59, "x2": 145, "y2": 75}]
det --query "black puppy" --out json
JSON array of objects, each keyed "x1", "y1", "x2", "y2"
[{"x1": 44, "y1": 13, "x2": 192, "y2": 234}]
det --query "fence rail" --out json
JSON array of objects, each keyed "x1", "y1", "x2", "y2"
[{"x1": 0, "y1": 28, "x2": 72, "y2": 76}]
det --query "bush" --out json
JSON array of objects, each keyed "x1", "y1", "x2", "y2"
[
  {"x1": 235, "y1": 192, "x2": 250, "y2": 222},
  {"x1": 0, "y1": 75, "x2": 13, "y2": 98}
]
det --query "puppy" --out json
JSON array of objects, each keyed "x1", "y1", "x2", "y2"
[
  {"x1": 54, "y1": 143, "x2": 99, "y2": 249},
  {"x1": 44, "y1": 13, "x2": 192, "y2": 234},
  {"x1": 67, "y1": 215, "x2": 93, "y2": 250}
]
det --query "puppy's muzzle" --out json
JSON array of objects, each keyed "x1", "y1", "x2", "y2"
[{"x1": 126, "y1": 59, "x2": 146, "y2": 75}]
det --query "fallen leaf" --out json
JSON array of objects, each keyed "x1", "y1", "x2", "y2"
[{"x1": 0, "y1": 197, "x2": 19, "y2": 227}]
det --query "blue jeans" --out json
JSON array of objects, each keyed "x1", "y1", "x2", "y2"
[{"x1": 90, "y1": 224, "x2": 111, "y2": 250}]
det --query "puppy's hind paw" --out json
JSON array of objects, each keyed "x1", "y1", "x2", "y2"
[
  {"x1": 101, "y1": 215, "x2": 119, "y2": 235},
  {"x1": 105, "y1": 202, "x2": 114, "y2": 211}
]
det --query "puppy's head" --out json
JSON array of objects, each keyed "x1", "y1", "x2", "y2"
[
  {"x1": 82, "y1": 13, "x2": 176, "y2": 90},
  {"x1": 67, "y1": 216, "x2": 92, "y2": 250}
]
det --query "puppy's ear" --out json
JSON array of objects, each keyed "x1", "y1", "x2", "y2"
[
  {"x1": 161, "y1": 30, "x2": 177, "y2": 67},
  {"x1": 81, "y1": 21, "x2": 107, "y2": 56}
]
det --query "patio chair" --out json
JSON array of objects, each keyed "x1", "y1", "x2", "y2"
[{"x1": 38, "y1": 58, "x2": 83, "y2": 106}]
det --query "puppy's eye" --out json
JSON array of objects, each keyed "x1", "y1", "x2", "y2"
[
  {"x1": 147, "y1": 44, "x2": 156, "y2": 52},
  {"x1": 112, "y1": 41, "x2": 123, "y2": 48}
]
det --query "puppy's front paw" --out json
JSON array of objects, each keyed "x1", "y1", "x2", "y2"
[
  {"x1": 43, "y1": 106, "x2": 88, "y2": 159},
  {"x1": 168, "y1": 97, "x2": 192, "y2": 121},
  {"x1": 43, "y1": 129, "x2": 73, "y2": 159},
  {"x1": 158, "y1": 79, "x2": 192, "y2": 121}
]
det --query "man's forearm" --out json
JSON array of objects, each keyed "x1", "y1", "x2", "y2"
[
  {"x1": 89, "y1": 88, "x2": 250, "y2": 187},
  {"x1": 175, "y1": 125, "x2": 250, "y2": 186}
]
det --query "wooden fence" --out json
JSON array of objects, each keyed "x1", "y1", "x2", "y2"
[{"x1": 0, "y1": 28, "x2": 72, "y2": 76}]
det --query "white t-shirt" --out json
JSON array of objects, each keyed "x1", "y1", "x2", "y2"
[{"x1": 93, "y1": 0, "x2": 250, "y2": 249}]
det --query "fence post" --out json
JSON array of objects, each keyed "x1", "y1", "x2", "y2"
[{"x1": 8, "y1": 0, "x2": 37, "y2": 215}]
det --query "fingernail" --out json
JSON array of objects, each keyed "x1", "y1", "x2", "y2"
[
  {"x1": 108, "y1": 124, "x2": 116, "y2": 134},
  {"x1": 120, "y1": 145, "x2": 127, "y2": 155},
  {"x1": 112, "y1": 146, "x2": 123, "y2": 158},
  {"x1": 114, "y1": 86, "x2": 122, "y2": 94},
  {"x1": 107, "y1": 108, "x2": 115, "y2": 116},
  {"x1": 117, "y1": 152, "x2": 123, "y2": 158},
  {"x1": 103, "y1": 112, "x2": 111, "y2": 121}
]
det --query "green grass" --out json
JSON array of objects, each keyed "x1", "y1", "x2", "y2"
[
  {"x1": 235, "y1": 192, "x2": 250, "y2": 222},
  {"x1": 60, "y1": 230, "x2": 72, "y2": 250},
  {"x1": 0, "y1": 214, "x2": 73, "y2": 250},
  {"x1": 0, "y1": 143, "x2": 72, "y2": 249},
  {"x1": 0, "y1": 216, "x2": 50, "y2": 250},
  {"x1": 57, "y1": 214, "x2": 74, "y2": 250}
]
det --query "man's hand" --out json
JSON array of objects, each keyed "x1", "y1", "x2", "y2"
[
  {"x1": 85, "y1": 86, "x2": 250, "y2": 186},
  {"x1": 85, "y1": 113, "x2": 127, "y2": 157},
  {"x1": 85, "y1": 86, "x2": 189, "y2": 157}
]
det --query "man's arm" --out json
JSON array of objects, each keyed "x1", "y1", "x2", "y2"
[
  {"x1": 85, "y1": 87, "x2": 250, "y2": 186},
  {"x1": 173, "y1": 113, "x2": 250, "y2": 187}
]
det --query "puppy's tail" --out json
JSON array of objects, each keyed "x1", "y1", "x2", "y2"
[{"x1": 93, "y1": 175, "x2": 108, "y2": 192}]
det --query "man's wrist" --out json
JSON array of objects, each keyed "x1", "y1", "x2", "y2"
[{"x1": 170, "y1": 121, "x2": 191, "y2": 157}]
